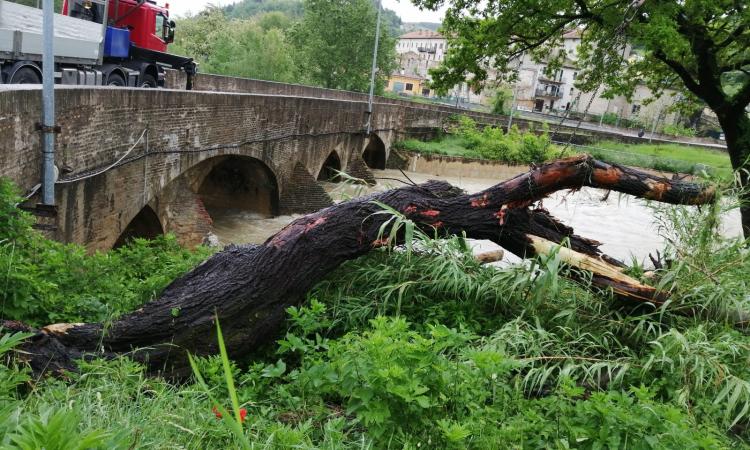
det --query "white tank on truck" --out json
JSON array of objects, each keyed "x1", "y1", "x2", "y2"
[{"x1": 0, "y1": 0, "x2": 196, "y2": 87}]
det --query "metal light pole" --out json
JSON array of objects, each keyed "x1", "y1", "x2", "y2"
[
  {"x1": 507, "y1": 87, "x2": 517, "y2": 130},
  {"x1": 366, "y1": 0, "x2": 382, "y2": 135},
  {"x1": 599, "y1": 98, "x2": 611, "y2": 127},
  {"x1": 649, "y1": 104, "x2": 663, "y2": 143},
  {"x1": 41, "y1": 0, "x2": 56, "y2": 205}
]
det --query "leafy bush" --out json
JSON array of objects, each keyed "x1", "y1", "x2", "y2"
[
  {"x1": 662, "y1": 123, "x2": 698, "y2": 137},
  {"x1": 600, "y1": 111, "x2": 619, "y2": 125},
  {"x1": 454, "y1": 116, "x2": 555, "y2": 164},
  {"x1": 490, "y1": 88, "x2": 513, "y2": 115},
  {"x1": 0, "y1": 178, "x2": 212, "y2": 326}
]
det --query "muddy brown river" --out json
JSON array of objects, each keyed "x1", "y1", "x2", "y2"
[{"x1": 209, "y1": 168, "x2": 743, "y2": 266}]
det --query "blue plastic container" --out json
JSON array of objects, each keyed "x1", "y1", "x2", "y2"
[{"x1": 104, "y1": 27, "x2": 130, "y2": 58}]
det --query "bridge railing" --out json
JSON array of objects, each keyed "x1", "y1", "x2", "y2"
[{"x1": 164, "y1": 71, "x2": 508, "y2": 127}]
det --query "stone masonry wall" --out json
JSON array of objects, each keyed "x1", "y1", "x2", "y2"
[{"x1": 0, "y1": 85, "x2": 473, "y2": 249}]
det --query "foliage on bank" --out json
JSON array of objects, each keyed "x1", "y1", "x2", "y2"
[
  {"x1": 0, "y1": 180, "x2": 212, "y2": 326},
  {"x1": 395, "y1": 116, "x2": 559, "y2": 164},
  {"x1": 586, "y1": 140, "x2": 732, "y2": 178},
  {"x1": 394, "y1": 115, "x2": 731, "y2": 177},
  {"x1": 1, "y1": 178, "x2": 750, "y2": 447}
]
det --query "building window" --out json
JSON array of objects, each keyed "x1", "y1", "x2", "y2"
[
  {"x1": 405, "y1": 83, "x2": 414, "y2": 91},
  {"x1": 632, "y1": 104, "x2": 641, "y2": 114},
  {"x1": 570, "y1": 87, "x2": 574, "y2": 94},
  {"x1": 573, "y1": 71, "x2": 578, "y2": 80},
  {"x1": 422, "y1": 88, "x2": 430, "y2": 96}
]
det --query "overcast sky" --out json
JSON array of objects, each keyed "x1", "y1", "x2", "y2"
[{"x1": 168, "y1": 0, "x2": 448, "y2": 22}]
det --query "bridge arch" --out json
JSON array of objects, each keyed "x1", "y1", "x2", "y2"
[
  {"x1": 113, "y1": 204, "x2": 164, "y2": 248},
  {"x1": 363, "y1": 134, "x2": 387, "y2": 170},
  {"x1": 317, "y1": 151, "x2": 342, "y2": 182},
  {"x1": 196, "y1": 155, "x2": 280, "y2": 217}
]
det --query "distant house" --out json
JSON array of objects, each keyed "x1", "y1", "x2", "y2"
[
  {"x1": 387, "y1": 73, "x2": 431, "y2": 97},
  {"x1": 388, "y1": 30, "x2": 484, "y2": 104},
  {"x1": 395, "y1": 30, "x2": 447, "y2": 62}
]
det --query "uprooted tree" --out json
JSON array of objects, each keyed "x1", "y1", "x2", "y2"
[{"x1": 3, "y1": 155, "x2": 716, "y2": 378}]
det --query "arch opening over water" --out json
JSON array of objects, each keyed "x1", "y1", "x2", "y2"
[
  {"x1": 197, "y1": 155, "x2": 280, "y2": 218},
  {"x1": 363, "y1": 134, "x2": 386, "y2": 170},
  {"x1": 317, "y1": 151, "x2": 342, "y2": 183},
  {"x1": 113, "y1": 205, "x2": 163, "y2": 248}
]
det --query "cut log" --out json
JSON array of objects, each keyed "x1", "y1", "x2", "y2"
[
  {"x1": 475, "y1": 249, "x2": 504, "y2": 264},
  {"x1": 2, "y1": 155, "x2": 715, "y2": 378}
]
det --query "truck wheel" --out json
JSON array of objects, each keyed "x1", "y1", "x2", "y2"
[
  {"x1": 139, "y1": 74, "x2": 157, "y2": 88},
  {"x1": 107, "y1": 73, "x2": 126, "y2": 86},
  {"x1": 10, "y1": 67, "x2": 41, "y2": 84}
]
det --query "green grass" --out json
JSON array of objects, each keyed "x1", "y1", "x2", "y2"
[
  {"x1": 2, "y1": 178, "x2": 750, "y2": 448},
  {"x1": 395, "y1": 135, "x2": 485, "y2": 159},
  {"x1": 587, "y1": 140, "x2": 733, "y2": 178}
]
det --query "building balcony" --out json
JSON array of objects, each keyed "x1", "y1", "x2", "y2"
[
  {"x1": 538, "y1": 76, "x2": 565, "y2": 84},
  {"x1": 535, "y1": 88, "x2": 563, "y2": 98},
  {"x1": 417, "y1": 46, "x2": 437, "y2": 54}
]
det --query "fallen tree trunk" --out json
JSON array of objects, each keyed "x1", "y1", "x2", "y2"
[{"x1": 3, "y1": 155, "x2": 715, "y2": 377}]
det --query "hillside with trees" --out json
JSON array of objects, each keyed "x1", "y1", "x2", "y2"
[{"x1": 172, "y1": 0, "x2": 397, "y2": 92}]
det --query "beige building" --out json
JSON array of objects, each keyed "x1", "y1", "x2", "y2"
[
  {"x1": 511, "y1": 29, "x2": 679, "y2": 127},
  {"x1": 389, "y1": 30, "x2": 486, "y2": 105}
]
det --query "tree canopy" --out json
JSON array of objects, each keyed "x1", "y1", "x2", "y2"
[
  {"x1": 171, "y1": 8, "x2": 303, "y2": 83},
  {"x1": 290, "y1": 0, "x2": 396, "y2": 92},
  {"x1": 415, "y1": 0, "x2": 750, "y2": 236}
]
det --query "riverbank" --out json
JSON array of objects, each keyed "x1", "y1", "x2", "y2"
[{"x1": 394, "y1": 126, "x2": 733, "y2": 178}]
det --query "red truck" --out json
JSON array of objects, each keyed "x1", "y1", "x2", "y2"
[{"x1": 0, "y1": 0, "x2": 196, "y2": 88}]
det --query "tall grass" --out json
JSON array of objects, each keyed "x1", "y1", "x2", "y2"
[
  {"x1": 587, "y1": 140, "x2": 732, "y2": 177},
  {"x1": 0, "y1": 178, "x2": 749, "y2": 447}
]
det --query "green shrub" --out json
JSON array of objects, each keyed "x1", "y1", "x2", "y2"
[
  {"x1": 454, "y1": 116, "x2": 554, "y2": 164},
  {"x1": 600, "y1": 111, "x2": 619, "y2": 125},
  {"x1": 0, "y1": 178, "x2": 213, "y2": 326},
  {"x1": 662, "y1": 123, "x2": 698, "y2": 137}
]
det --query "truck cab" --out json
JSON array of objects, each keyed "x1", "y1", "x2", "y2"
[{"x1": 62, "y1": 0, "x2": 175, "y2": 52}]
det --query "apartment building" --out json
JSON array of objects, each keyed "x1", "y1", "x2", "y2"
[
  {"x1": 387, "y1": 28, "x2": 678, "y2": 127},
  {"x1": 513, "y1": 29, "x2": 678, "y2": 126}
]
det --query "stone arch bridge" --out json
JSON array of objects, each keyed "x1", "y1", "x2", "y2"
[{"x1": 1, "y1": 78, "x2": 509, "y2": 250}]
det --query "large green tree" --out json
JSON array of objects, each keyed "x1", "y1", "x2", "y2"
[
  {"x1": 415, "y1": 0, "x2": 750, "y2": 236},
  {"x1": 291, "y1": 0, "x2": 396, "y2": 93},
  {"x1": 172, "y1": 8, "x2": 302, "y2": 83}
]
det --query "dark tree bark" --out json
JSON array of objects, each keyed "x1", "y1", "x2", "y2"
[
  {"x1": 716, "y1": 112, "x2": 750, "y2": 237},
  {"x1": 3, "y1": 155, "x2": 716, "y2": 378}
]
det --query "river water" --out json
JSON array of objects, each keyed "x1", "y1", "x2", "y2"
[{"x1": 209, "y1": 168, "x2": 743, "y2": 266}]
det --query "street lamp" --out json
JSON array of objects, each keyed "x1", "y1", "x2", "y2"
[
  {"x1": 41, "y1": 0, "x2": 56, "y2": 205},
  {"x1": 366, "y1": 0, "x2": 382, "y2": 135}
]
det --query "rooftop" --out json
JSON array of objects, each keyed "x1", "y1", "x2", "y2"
[
  {"x1": 400, "y1": 30, "x2": 444, "y2": 40},
  {"x1": 390, "y1": 72, "x2": 426, "y2": 81},
  {"x1": 563, "y1": 29, "x2": 582, "y2": 39}
]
